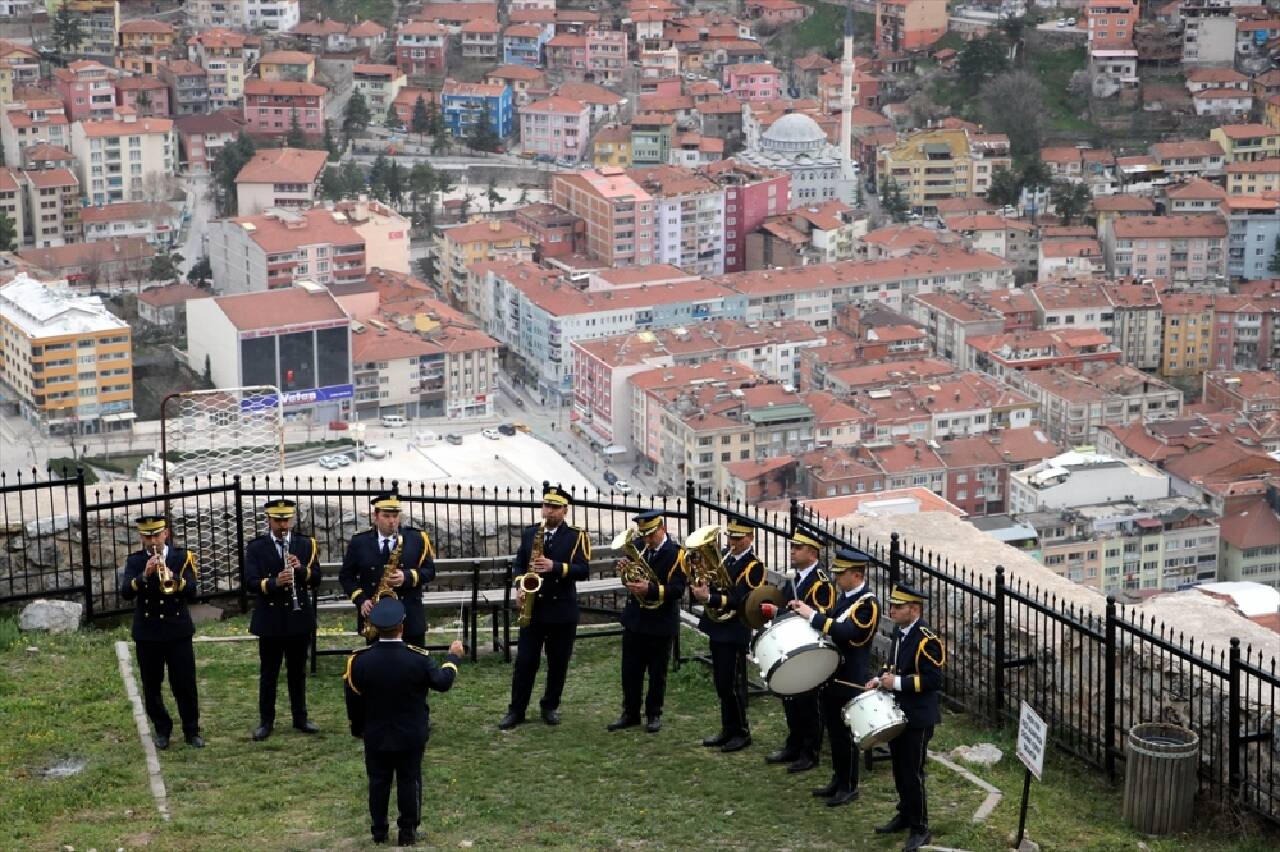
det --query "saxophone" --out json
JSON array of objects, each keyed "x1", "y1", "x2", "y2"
[
  {"x1": 361, "y1": 533, "x2": 404, "y2": 640},
  {"x1": 516, "y1": 522, "x2": 545, "y2": 628}
]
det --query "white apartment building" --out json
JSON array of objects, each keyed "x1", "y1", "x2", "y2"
[
  {"x1": 1009, "y1": 450, "x2": 1170, "y2": 513},
  {"x1": 207, "y1": 207, "x2": 367, "y2": 294},
  {"x1": 632, "y1": 165, "x2": 727, "y2": 276},
  {"x1": 247, "y1": 0, "x2": 300, "y2": 32},
  {"x1": 69, "y1": 113, "x2": 176, "y2": 206}
]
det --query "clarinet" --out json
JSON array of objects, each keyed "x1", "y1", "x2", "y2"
[{"x1": 279, "y1": 536, "x2": 302, "y2": 612}]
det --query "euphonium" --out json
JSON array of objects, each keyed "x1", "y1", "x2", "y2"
[
  {"x1": 516, "y1": 522, "x2": 545, "y2": 628},
  {"x1": 155, "y1": 546, "x2": 178, "y2": 595},
  {"x1": 361, "y1": 533, "x2": 404, "y2": 640},
  {"x1": 684, "y1": 524, "x2": 736, "y2": 623},
  {"x1": 611, "y1": 527, "x2": 662, "y2": 610}
]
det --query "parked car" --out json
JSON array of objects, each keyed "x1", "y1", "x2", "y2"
[
  {"x1": 445, "y1": 433, "x2": 463, "y2": 445},
  {"x1": 603, "y1": 470, "x2": 618, "y2": 485},
  {"x1": 498, "y1": 423, "x2": 517, "y2": 436},
  {"x1": 318, "y1": 455, "x2": 343, "y2": 470},
  {"x1": 363, "y1": 444, "x2": 388, "y2": 459},
  {"x1": 481, "y1": 428, "x2": 500, "y2": 440},
  {"x1": 614, "y1": 480, "x2": 632, "y2": 495},
  {"x1": 415, "y1": 430, "x2": 439, "y2": 445},
  {"x1": 333, "y1": 454, "x2": 351, "y2": 467}
]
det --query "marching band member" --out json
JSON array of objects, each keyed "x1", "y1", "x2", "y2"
[
  {"x1": 765, "y1": 531, "x2": 835, "y2": 773},
  {"x1": 244, "y1": 498, "x2": 321, "y2": 741},
  {"x1": 790, "y1": 547, "x2": 878, "y2": 807},
  {"x1": 690, "y1": 517, "x2": 764, "y2": 753},
  {"x1": 119, "y1": 515, "x2": 203, "y2": 749},
  {"x1": 498, "y1": 485, "x2": 592, "y2": 730},
  {"x1": 608, "y1": 510, "x2": 686, "y2": 734},
  {"x1": 868, "y1": 583, "x2": 945, "y2": 852},
  {"x1": 340, "y1": 494, "x2": 436, "y2": 648}
]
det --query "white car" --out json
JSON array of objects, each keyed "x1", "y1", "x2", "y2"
[
  {"x1": 363, "y1": 444, "x2": 388, "y2": 459},
  {"x1": 614, "y1": 480, "x2": 632, "y2": 494},
  {"x1": 481, "y1": 428, "x2": 500, "y2": 440},
  {"x1": 318, "y1": 455, "x2": 343, "y2": 470}
]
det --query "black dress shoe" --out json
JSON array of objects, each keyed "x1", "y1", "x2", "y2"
[
  {"x1": 398, "y1": 829, "x2": 418, "y2": 846},
  {"x1": 371, "y1": 833, "x2": 387, "y2": 845},
  {"x1": 185, "y1": 734, "x2": 205, "y2": 748},
  {"x1": 811, "y1": 779, "x2": 839, "y2": 798},
  {"x1": 720, "y1": 735, "x2": 751, "y2": 753},
  {"x1": 293, "y1": 720, "x2": 319, "y2": 734},
  {"x1": 252, "y1": 724, "x2": 272, "y2": 741},
  {"x1": 876, "y1": 814, "x2": 910, "y2": 834},
  {"x1": 786, "y1": 755, "x2": 817, "y2": 773},
  {"x1": 765, "y1": 747, "x2": 798, "y2": 765},
  {"x1": 903, "y1": 831, "x2": 932, "y2": 852},
  {"x1": 541, "y1": 708, "x2": 561, "y2": 726},
  {"x1": 153, "y1": 733, "x2": 170, "y2": 750},
  {"x1": 607, "y1": 715, "x2": 640, "y2": 732},
  {"x1": 497, "y1": 712, "x2": 525, "y2": 731},
  {"x1": 645, "y1": 716, "x2": 662, "y2": 733},
  {"x1": 826, "y1": 787, "x2": 860, "y2": 807},
  {"x1": 702, "y1": 731, "x2": 729, "y2": 747}
]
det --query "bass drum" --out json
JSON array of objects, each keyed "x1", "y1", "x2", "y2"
[
  {"x1": 749, "y1": 612, "x2": 839, "y2": 695},
  {"x1": 842, "y1": 689, "x2": 907, "y2": 749}
]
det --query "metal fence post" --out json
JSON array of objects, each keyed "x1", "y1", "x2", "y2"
[
  {"x1": 788, "y1": 498, "x2": 800, "y2": 536},
  {"x1": 684, "y1": 478, "x2": 696, "y2": 534},
  {"x1": 994, "y1": 564, "x2": 1006, "y2": 723},
  {"x1": 75, "y1": 468, "x2": 93, "y2": 621},
  {"x1": 1228, "y1": 637, "x2": 1241, "y2": 798},
  {"x1": 889, "y1": 531, "x2": 901, "y2": 589},
  {"x1": 1104, "y1": 595, "x2": 1117, "y2": 782},
  {"x1": 233, "y1": 475, "x2": 247, "y2": 614}
]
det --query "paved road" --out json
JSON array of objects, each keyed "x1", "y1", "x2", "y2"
[{"x1": 178, "y1": 173, "x2": 214, "y2": 274}]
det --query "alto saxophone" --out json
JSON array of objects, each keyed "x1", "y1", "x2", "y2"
[
  {"x1": 516, "y1": 522, "x2": 545, "y2": 628},
  {"x1": 361, "y1": 533, "x2": 404, "y2": 640}
]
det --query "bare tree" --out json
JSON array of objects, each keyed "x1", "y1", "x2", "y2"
[
  {"x1": 141, "y1": 172, "x2": 182, "y2": 205},
  {"x1": 978, "y1": 70, "x2": 1048, "y2": 165}
]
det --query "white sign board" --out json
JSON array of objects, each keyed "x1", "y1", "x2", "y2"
[{"x1": 1016, "y1": 701, "x2": 1047, "y2": 780}]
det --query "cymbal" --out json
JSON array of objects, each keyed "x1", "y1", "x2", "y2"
[{"x1": 743, "y1": 584, "x2": 786, "y2": 630}]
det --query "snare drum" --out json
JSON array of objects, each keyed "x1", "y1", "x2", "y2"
[
  {"x1": 749, "y1": 612, "x2": 839, "y2": 695},
  {"x1": 842, "y1": 689, "x2": 907, "y2": 749}
]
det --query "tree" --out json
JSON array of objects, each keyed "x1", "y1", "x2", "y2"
[
  {"x1": 957, "y1": 35, "x2": 1009, "y2": 93},
  {"x1": 323, "y1": 120, "x2": 341, "y2": 160},
  {"x1": 149, "y1": 250, "x2": 184, "y2": 283},
  {"x1": 0, "y1": 210, "x2": 16, "y2": 252},
  {"x1": 426, "y1": 98, "x2": 447, "y2": 151},
  {"x1": 1052, "y1": 181, "x2": 1092, "y2": 225},
  {"x1": 338, "y1": 159, "x2": 366, "y2": 198},
  {"x1": 879, "y1": 177, "x2": 909, "y2": 223},
  {"x1": 1270, "y1": 235, "x2": 1280, "y2": 276},
  {"x1": 985, "y1": 167, "x2": 1022, "y2": 208},
  {"x1": 385, "y1": 101, "x2": 401, "y2": 130},
  {"x1": 979, "y1": 70, "x2": 1047, "y2": 165},
  {"x1": 410, "y1": 94, "x2": 431, "y2": 139},
  {"x1": 203, "y1": 354, "x2": 213, "y2": 385},
  {"x1": 286, "y1": 109, "x2": 307, "y2": 148},
  {"x1": 368, "y1": 153, "x2": 390, "y2": 201},
  {"x1": 187, "y1": 255, "x2": 213, "y2": 286},
  {"x1": 385, "y1": 159, "x2": 403, "y2": 206},
  {"x1": 52, "y1": 2, "x2": 85, "y2": 54},
  {"x1": 320, "y1": 166, "x2": 346, "y2": 201},
  {"x1": 342, "y1": 88, "x2": 372, "y2": 139},
  {"x1": 211, "y1": 132, "x2": 256, "y2": 215},
  {"x1": 458, "y1": 193, "x2": 472, "y2": 222},
  {"x1": 466, "y1": 110, "x2": 500, "y2": 153},
  {"x1": 485, "y1": 176, "x2": 505, "y2": 212},
  {"x1": 1020, "y1": 158, "x2": 1053, "y2": 193}
]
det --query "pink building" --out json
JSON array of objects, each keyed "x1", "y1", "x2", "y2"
[
  {"x1": 114, "y1": 76, "x2": 171, "y2": 118},
  {"x1": 1085, "y1": 0, "x2": 1138, "y2": 50},
  {"x1": 520, "y1": 95, "x2": 590, "y2": 161},
  {"x1": 722, "y1": 63, "x2": 782, "y2": 102},
  {"x1": 53, "y1": 60, "x2": 118, "y2": 122},
  {"x1": 586, "y1": 28, "x2": 627, "y2": 84},
  {"x1": 701, "y1": 159, "x2": 789, "y2": 273},
  {"x1": 745, "y1": 0, "x2": 813, "y2": 26},
  {"x1": 241, "y1": 79, "x2": 326, "y2": 139},
  {"x1": 396, "y1": 21, "x2": 449, "y2": 76}
]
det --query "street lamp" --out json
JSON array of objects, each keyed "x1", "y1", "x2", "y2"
[{"x1": 350, "y1": 421, "x2": 366, "y2": 482}]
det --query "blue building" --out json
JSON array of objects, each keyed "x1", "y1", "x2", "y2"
[
  {"x1": 441, "y1": 80, "x2": 513, "y2": 139},
  {"x1": 502, "y1": 23, "x2": 551, "y2": 68},
  {"x1": 1226, "y1": 199, "x2": 1280, "y2": 280}
]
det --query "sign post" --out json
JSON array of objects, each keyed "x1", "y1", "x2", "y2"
[{"x1": 1014, "y1": 701, "x2": 1047, "y2": 848}]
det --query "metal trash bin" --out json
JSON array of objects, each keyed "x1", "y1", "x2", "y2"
[{"x1": 1122, "y1": 722, "x2": 1199, "y2": 835}]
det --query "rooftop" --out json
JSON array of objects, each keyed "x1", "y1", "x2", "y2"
[
  {"x1": 0, "y1": 273, "x2": 129, "y2": 338},
  {"x1": 235, "y1": 147, "x2": 328, "y2": 185}
]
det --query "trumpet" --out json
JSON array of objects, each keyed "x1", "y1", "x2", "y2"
[
  {"x1": 153, "y1": 545, "x2": 177, "y2": 595},
  {"x1": 611, "y1": 527, "x2": 662, "y2": 610},
  {"x1": 516, "y1": 522, "x2": 545, "y2": 628},
  {"x1": 278, "y1": 536, "x2": 302, "y2": 613}
]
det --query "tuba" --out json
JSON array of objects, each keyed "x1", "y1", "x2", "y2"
[
  {"x1": 361, "y1": 533, "x2": 404, "y2": 640},
  {"x1": 515, "y1": 522, "x2": 545, "y2": 628},
  {"x1": 611, "y1": 527, "x2": 662, "y2": 610},
  {"x1": 684, "y1": 524, "x2": 736, "y2": 623}
]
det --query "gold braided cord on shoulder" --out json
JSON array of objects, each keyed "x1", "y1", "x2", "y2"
[
  {"x1": 184, "y1": 550, "x2": 199, "y2": 578},
  {"x1": 920, "y1": 634, "x2": 946, "y2": 668},
  {"x1": 418, "y1": 530, "x2": 433, "y2": 566},
  {"x1": 343, "y1": 651, "x2": 362, "y2": 694},
  {"x1": 851, "y1": 596, "x2": 878, "y2": 630}
]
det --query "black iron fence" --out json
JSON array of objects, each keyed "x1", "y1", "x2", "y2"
[{"x1": 1, "y1": 469, "x2": 1276, "y2": 825}]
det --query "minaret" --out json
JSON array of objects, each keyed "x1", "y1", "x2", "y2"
[{"x1": 838, "y1": 1, "x2": 858, "y2": 203}]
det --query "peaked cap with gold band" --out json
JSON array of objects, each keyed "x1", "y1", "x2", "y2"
[
  {"x1": 789, "y1": 531, "x2": 823, "y2": 550},
  {"x1": 725, "y1": 517, "x2": 755, "y2": 537},
  {"x1": 135, "y1": 515, "x2": 167, "y2": 534},
  {"x1": 542, "y1": 484, "x2": 572, "y2": 507},
  {"x1": 633, "y1": 510, "x2": 665, "y2": 533},
  {"x1": 888, "y1": 582, "x2": 929, "y2": 605},
  {"x1": 370, "y1": 493, "x2": 401, "y2": 512},
  {"x1": 831, "y1": 546, "x2": 871, "y2": 574},
  {"x1": 263, "y1": 498, "x2": 296, "y2": 519}
]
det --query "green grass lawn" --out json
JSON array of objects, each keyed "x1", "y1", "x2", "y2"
[
  {"x1": 783, "y1": 1, "x2": 875, "y2": 59},
  {"x1": 1029, "y1": 46, "x2": 1093, "y2": 133},
  {"x1": 1, "y1": 614, "x2": 1276, "y2": 850},
  {"x1": 306, "y1": 0, "x2": 395, "y2": 27}
]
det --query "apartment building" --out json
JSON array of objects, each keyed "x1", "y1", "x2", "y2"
[
  {"x1": 1223, "y1": 195, "x2": 1280, "y2": 281},
  {"x1": 944, "y1": 214, "x2": 1037, "y2": 279},
  {"x1": 702, "y1": 160, "x2": 789, "y2": 273},
  {"x1": 187, "y1": 28, "x2": 259, "y2": 111},
  {"x1": 1103, "y1": 214, "x2": 1228, "y2": 283},
  {"x1": 1102, "y1": 281, "x2": 1164, "y2": 370},
  {"x1": 1012, "y1": 364, "x2": 1182, "y2": 447},
  {"x1": 53, "y1": 61, "x2": 118, "y2": 123},
  {"x1": 188, "y1": 0, "x2": 299, "y2": 32},
  {"x1": 257, "y1": 50, "x2": 315, "y2": 83},
  {"x1": 353, "y1": 65, "x2": 406, "y2": 123},
  {"x1": 904, "y1": 291, "x2": 1006, "y2": 365},
  {"x1": 1225, "y1": 158, "x2": 1280, "y2": 196},
  {"x1": 440, "y1": 80, "x2": 512, "y2": 139},
  {"x1": 241, "y1": 79, "x2": 326, "y2": 139},
  {"x1": 1148, "y1": 140, "x2": 1226, "y2": 181},
  {"x1": 629, "y1": 164, "x2": 726, "y2": 276},
  {"x1": 1160, "y1": 293, "x2": 1216, "y2": 378},
  {"x1": 1219, "y1": 492, "x2": 1280, "y2": 588},
  {"x1": 118, "y1": 20, "x2": 178, "y2": 75},
  {"x1": 207, "y1": 207, "x2": 367, "y2": 293},
  {"x1": 722, "y1": 63, "x2": 782, "y2": 102},
  {"x1": 966, "y1": 328, "x2": 1122, "y2": 382},
  {"x1": 1209, "y1": 124, "x2": 1280, "y2": 163},
  {"x1": 70, "y1": 112, "x2": 176, "y2": 206},
  {"x1": 1009, "y1": 451, "x2": 1169, "y2": 515},
  {"x1": 551, "y1": 168, "x2": 656, "y2": 268},
  {"x1": 435, "y1": 220, "x2": 534, "y2": 312},
  {"x1": 0, "y1": 99, "x2": 70, "y2": 170},
  {"x1": 174, "y1": 111, "x2": 241, "y2": 175},
  {"x1": 80, "y1": 200, "x2": 179, "y2": 248},
  {"x1": 397, "y1": 21, "x2": 449, "y2": 77},
  {"x1": 20, "y1": 168, "x2": 80, "y2": 248},
  {"x1": 159, "y1": 60, "x2": 210, "y2": 117},
  {"x1": 231, "y1": 147, "x2": 326, "y2": 216},
  {"x1": 1202, "y1": 370, "x2": 1280, "y2": 413},
  {"x1": 114, "y1": 76, "x2": 170, "y2": 119},
  {"x1": 0, "y1": 273, "x2": 132, "y2": 435},
  {"x1": 520, "y1": 96, "x2": 589, "y2": 162},
  {"x1": 877, "y1": 127, "x2": 1012, "y2": 213},
  {"x1": 875, "y1": 0, "x2": 948, "y2": 52},
  {"x1": 68, "y1": 0, "x2": 120, "y2": 59}
]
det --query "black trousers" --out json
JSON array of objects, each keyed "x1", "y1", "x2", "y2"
[
  {"x1": 620, "y1": 629, "x2": 672, "y2": 719},
  {"x1": 710, "y1": 641, "x2": 749, "y2": 738},
  {"x1": 508, "y1": 620, "x2": 577, "y2": 716},
  {"x1": 820, "y1": 687, "x2": 858, "y2": 791},
  {"x1": 889, "y1": 725, "x2": 934, "y2": 832},
  {"x1": 258, "y1": 634, "x2": 309, "y2": 725},
  {"x1": 135, "y1": 638, "x2": 199, "y2": 737},
  {"x1": 781, "y1": 689, "x2": 822, "y2": 761},
  {"x1": 365, "y1": 744, "x2": 425, "y2": 837}
]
